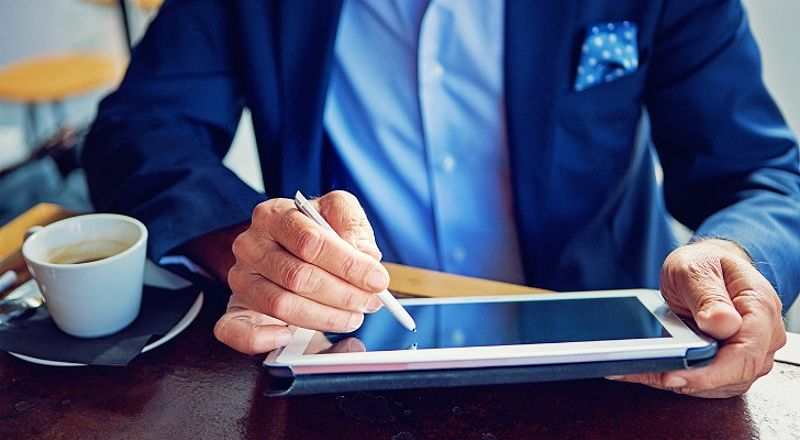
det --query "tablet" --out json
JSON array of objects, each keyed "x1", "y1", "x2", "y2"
[{"x1": 263, "y1": 289, "x2": 716, "y2": 395}]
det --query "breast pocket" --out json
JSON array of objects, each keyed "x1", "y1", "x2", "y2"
[
  {"x1": 546, "y1": 55, "x2": 649, "y2": 230},
  {"x1": 556, "y1": 46, "x2": 649, "y2": 150},
  {"x1": 559, "y1": 53, "x2": 648, "y2": 118}
]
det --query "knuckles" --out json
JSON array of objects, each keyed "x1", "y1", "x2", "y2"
[
  {"x1": 338, "y1": 253, "x2": 362, "y2": 283},
  {"x1": 343, "y1": 289, "x2": 368, "y2": 311},
  {"x1": 758, "y1": 358, "x2": 775, "y2": 380},
  {"x1": 325, "y1": 190, "x2": 360, "y2": 206},
  {"x1": 251, "y1": 201, "x2": 273, "y2": 227},
  {"x1": 291, "y1": 226, "x2": 325, "y2": 262},
  {"x1": 227, "y1": 264, "x2": 247, "y2": 296},
  {"x1": 264, "y1": 291, "x2": 296, "y2": 319},
  {"x1": 662, "y1": 244, "x2": 725, "y2": 282},
  {"x1": 252, "y1": 199, "x2": 286, "y2": 226},
  {"x1": 319, "y1": 190, "x2": 372, "y2": 235},
  {"x1": 282, "y1": 260, "x2": 314, "y2": 293},
  {"x1": 230, "y1": 230, "x2": 269, "y2": 269},
  {"x1": 231, "y1": 232, "x2": 248, "y2": 259},
  {"x1": 774, "y1": 330, "x2": 788, "y2": 352},
  {"x1": 682, "y1": 257, "x2": 722, "y2": 284},
  {"x1": 325, "y1": 311, "x2": 342, "y2": 331}
]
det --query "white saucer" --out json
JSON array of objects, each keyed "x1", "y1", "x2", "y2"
[
  {"x1": 9, "y1": 292, "x2": 203, "y2": 367},
  {"x1": 5, "y1": 260, "x2": 204, "y2": 367}
]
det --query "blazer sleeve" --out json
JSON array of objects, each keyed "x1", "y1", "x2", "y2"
[
  {"x1": 645, "y1": 0, "x2": 800, "y2": 310},
  {"x1": 82, "y1": 0, "x2": 265, "y2": 261}
]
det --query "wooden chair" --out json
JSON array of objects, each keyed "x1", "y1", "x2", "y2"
[{"x1": 0, "y1": 53, "x2": 123, "y2": 146}]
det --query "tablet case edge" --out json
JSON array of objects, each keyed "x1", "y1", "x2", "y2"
[{"x1": 264, "y1": 343, "x2": 717, "y2": 397}]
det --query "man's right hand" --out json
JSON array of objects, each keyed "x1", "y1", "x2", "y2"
[{"x1": 213, "y1": 190, "x2": 390, "y2": 355}]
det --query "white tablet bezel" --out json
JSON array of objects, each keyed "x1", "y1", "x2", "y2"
[{"x1": 264, "y1": 289, "x2": 714, "y2": 374}]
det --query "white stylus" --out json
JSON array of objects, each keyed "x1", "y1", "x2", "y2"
[{"x1": 294, "y1": 191, "x2": 417, "y2": 332}]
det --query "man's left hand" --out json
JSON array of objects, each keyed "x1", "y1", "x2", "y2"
[{"x1": 609, "y1": 239, "x2": 787, "y2": 398}]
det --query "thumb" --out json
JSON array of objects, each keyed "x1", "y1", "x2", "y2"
[
  {"x1": 662, "y1": 253, "x2": 742, "y2": 340},
  {"x1": 315, "y1": 190, "x2": 383, "y2": 261}
]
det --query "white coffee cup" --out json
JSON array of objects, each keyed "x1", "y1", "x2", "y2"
[{"x1": 21, "y1": 214, "x2": 148, "y2": 338}]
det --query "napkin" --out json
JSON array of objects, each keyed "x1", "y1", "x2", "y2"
[{"x1": 0, "y1": 284, "x2": 200, "y2": 366}]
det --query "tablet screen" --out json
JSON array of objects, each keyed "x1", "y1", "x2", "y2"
[{"x1": 313, "y1": 296, "x2": 671, "y2": 354}]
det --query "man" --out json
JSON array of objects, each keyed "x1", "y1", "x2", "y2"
[{"x1": 82, "y1": 0, "x2": 798, "y2": 398}]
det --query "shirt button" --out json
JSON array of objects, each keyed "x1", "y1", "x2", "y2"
[
  {"x1": 452, "y1": 246, "x2": 466, "y2": 263},
  {"x1": 429, "y1": 62, "x2": 444, "y2": 79},
  {"x1": 441, "y1": 155, "x2": 456, "y2": 172}
]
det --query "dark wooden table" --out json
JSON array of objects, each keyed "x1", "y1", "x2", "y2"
[
  {"x1": 2, "y1": 289, "x2": 799, "y2": 440},
  {"x1": 2, "y1": 206, "x2": 799, "y2": 439}
]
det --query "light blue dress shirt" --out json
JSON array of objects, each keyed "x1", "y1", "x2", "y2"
[{"x1": 323, "y1": 0, "x2": 525, "y2": 284}]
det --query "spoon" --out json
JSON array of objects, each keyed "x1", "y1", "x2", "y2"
[{"x1": 0, "y1": 281, "x2": 45, "y2": 325}]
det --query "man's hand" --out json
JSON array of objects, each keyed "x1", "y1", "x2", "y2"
[
  {"x1": 610, "y1": 239, "x2": 787, "y2": 398},
  {"x1": 213, "y1": 191, "x2": 389, "y2": 355}
]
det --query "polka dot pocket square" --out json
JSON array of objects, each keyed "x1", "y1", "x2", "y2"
[{"x1": 574, "y1": 21, "x2": 638, "y2": 92}]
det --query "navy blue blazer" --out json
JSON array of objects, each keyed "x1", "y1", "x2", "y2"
[{"x1": 83, "y1": 0, "x2": 800, "y2": 309}]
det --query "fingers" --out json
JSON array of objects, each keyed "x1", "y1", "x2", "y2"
[
  {"x1": 612, "y1": 340, "x2": 770, "y2": 398},
  {"x1": 220, "y1": 192, "x2": 388, "y2": 356},
  {"x1": 230, "y1": 268, "x2": 364, "y2": 333},
  {"x1": 610, "y1": 277, "x2": 781, "y2": 398},
  {"x1": 609, "y1": 338, "x2": 781, "y2": 398},
  {"x1": 663, "y1": 293, "x2": 775, "y2": 391},
  {"x1": 661, "y1": 246, "x2": 742, "y2": 339},
  {"x1": 304, "y1": 334, "x2": 367, "y2": 354},
  {"x1": 256, "y1": 199, "x2": 389, "y2": 292},
  {"x1": 213, "y1": 308, "x2": 293, "y2": 355},
  {"x1": 320, "y1": 337, "x2": 367, "y2": 354},
  {"x1": 720, "y1": 257, "x2": 785, "y2": 332},
  {"x1": 606, "y1": 372, "x2": 670, "y2": 389},
  {"x1": 720, "y1": 255, "x2": 786, "y2": 356},
  {"x1": 615, "y1": 241, "x2": 786, "y2": 398},
  {"x1": 252, "y1": 245, "x2": 383, "y2": 313},
  {"x1": 608, "y1": 371, "x2": 751, "y2": 399},
  {"x1": 316, "y1": 190, "x2": 383, "y2": 261}
]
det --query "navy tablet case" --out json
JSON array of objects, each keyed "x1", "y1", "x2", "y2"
[{"x1": 264, "y1": 343, "x2": 716, "y2": 396}]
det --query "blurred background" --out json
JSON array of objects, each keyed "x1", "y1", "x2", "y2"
[{"x1": 0, "y1": 1, "x2": 798, "y2": 327}]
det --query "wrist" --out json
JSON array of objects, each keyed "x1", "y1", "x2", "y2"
[
  {"x1": 179, "y1": 222, "x2": 249, "y2": 283},
  {"x1": 690, "y1": 237, "x2": 752, "y2": 263}
]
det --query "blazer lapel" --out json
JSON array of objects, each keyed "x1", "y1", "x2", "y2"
[
  {"x1": 233, "y1": 1, "x2": 282, "y2": 197},
  {"x1": 277, "y1": 0, "x2": 343, "y2": 197},
  {"x1": 505, "y1": 0, "x2": 576, "y2": 283}
]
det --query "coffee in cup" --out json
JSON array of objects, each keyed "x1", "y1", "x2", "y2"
[
  {"x1": 22, "y1": 214, "x2": 148, "y2": 338},
  {"x1": 47, "y1": 240, "x2": 132, "y2": 265}
]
